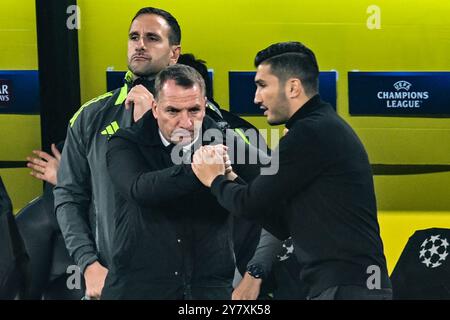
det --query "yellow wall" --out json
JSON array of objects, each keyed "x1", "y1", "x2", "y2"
[{"x1": 0, "y1": 0, "x2": 41, "y2": 211}]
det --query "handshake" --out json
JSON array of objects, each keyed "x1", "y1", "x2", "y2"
[{"x1": 191, "y1": 144, "x2": 237, "y2": 187}]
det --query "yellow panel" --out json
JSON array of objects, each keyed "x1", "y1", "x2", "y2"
[
  {"x1": 358, "y1": 128, "x2": 450, "y2": 164},
  {"x1": 374, "y1": 172, "x2": 450, "y2": 211},
  {"x1": 0, "y1": 0, "x2": 37, "y2": 69},
  {"x1": 0, "y1": 115, "x2": 41, "y2": 160},
  {"x1": 378, "y1": 211, "x2": 450, "y2": 274},
  {"x1": 0, "y1": 168, "x2": 42, "y2": 214}
]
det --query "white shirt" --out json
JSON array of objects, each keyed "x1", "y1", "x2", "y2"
[{"x1": 158, "y1": 129, "x2": 200, "y2": 153}]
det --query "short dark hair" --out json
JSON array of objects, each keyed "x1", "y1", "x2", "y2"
[
  {"x1": 254, "y1": 42, "x2": 319, "y2": 96},
  {"x1": 131, "y1": 7, "x2": 181, "y2": 45},
  {"x1": 154, "y1": 64, "x2": 206, "y2": 100},
  {"x1": 177, "y1": 53, "x2": 213, "y2": 100}
]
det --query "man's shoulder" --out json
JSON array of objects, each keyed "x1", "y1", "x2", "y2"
[
  {"x1": 292, "y1": 104, "x2": 335, "y2": 132},
  {"x1": 69, "y1": 86, "x2": 125, "y2": 127},
  {"x1": 202, "y1": 114, "x2": 221, "y2": 130},
  {"x1": 111, "y1": 111, "x2": 156, "y2": 146}
]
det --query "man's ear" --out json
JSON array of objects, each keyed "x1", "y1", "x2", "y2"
[
  {"x1": 169, "y1": 45, "x2": 181, "y2": 65},
  {"x1": 151, "y1": 101, "x2": 158, "y2": 119},
  {"x1": 286, "y1": 78, "x2": 303, "y2": 99},
  {"x1": 202, "y1": 98, "x2": 207, "y2": 115}
]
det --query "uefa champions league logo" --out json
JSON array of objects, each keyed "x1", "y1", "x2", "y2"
[
  {"x1": 377, "y1": 79, "x2": 429, "y2": 108},
  {"x1": 393, "y1": 80, "x2": 412, "y2": 91},
  {"x1": 419, "y1": 235, "x2": 449, "y2": 268}
]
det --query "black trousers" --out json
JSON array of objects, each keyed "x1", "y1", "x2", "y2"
[{"x1": 308, "y1": 285, "x2": 393, "y2": 300}]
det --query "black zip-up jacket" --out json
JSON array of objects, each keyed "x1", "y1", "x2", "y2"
[
  {"x1": 211, "y1": 95, "x2": 391, "y2": 297},
  {"x1": 102, "y1": 112, "x2": 266, "y2": 299}
]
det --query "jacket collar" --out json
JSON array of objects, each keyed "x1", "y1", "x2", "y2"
[
  {"x1": 285, "y1": 94, "x2": 322, "y2": 129},
  {"x1": 115, "y1": 71, "x2": 156, "y2": 106}
]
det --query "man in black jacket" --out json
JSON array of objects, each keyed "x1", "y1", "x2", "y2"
[
  {"x1": 192, "y1": 42, "x2": 392, "y2": 300},
  {"x1": 103, "y1": 64, "x2": 266, "y2": 299}
]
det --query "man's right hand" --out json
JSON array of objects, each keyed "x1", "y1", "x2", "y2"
[
  {"x1": 232, "y1": 272, "x2": 262, "y2": 300},
  {"x1": 125, "y1": 84, "x2": 155, "y2": 122},
  {"x1": 84, "y1": 261, "x2": 109, "y2": 300}
]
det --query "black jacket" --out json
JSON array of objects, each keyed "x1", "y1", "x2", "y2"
[
  {"x1": 0, "y1": 177, "x2": 30, "y2": 299},
  {"x1": 103, "y1": 112, "x2": 265, "y2": 299},
  {"x1": 211, "y1": 95, "x2": 391, "y2": 297}
]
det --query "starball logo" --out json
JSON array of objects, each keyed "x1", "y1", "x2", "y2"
[
  {"x1": 377, "y1": 80, "x2": 429, "y2": 108},
  {"x1": 0, "y1": 80, "x2": 12, "y2": 106},
  {"x1": 393, "y1": 80, "x2": 411, "y2": 91}
]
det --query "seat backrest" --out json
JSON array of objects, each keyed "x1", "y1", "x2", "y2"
[
  {"x1": 14, "y1": 186, "x2": 83, "y2": 300},
  {"x1": 390, "y1": 227, "x2": 450, "y2": 299}
]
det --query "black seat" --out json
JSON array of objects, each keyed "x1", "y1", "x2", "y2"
[
  {"x1": 391, "y1": 227, "x2": 450, "y2": 299},
  {"x1": 0, "y1": 176, "x2": 30, "y2": 299},
  {"x1": 14, "y1": 183, "x2": 84, "y2": 299}
]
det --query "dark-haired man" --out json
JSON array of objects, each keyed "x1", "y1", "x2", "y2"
[
  {"x1": 53, "y1": 7, "x2": 181, "y2": 299},
  {"x1": 192, "y1": 42, "x2": 392, "y2": 300}
]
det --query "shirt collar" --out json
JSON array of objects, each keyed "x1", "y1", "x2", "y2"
[
  {"x1": 158, "y1": 129, "x2": 171, "y2": 147},
  {"x1": 158, "y1": 129, "x2": 201, "y2": 152}
]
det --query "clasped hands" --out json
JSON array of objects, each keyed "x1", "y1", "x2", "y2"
[{"x1": 192, "y1": 144, "x2": 235, "y2": 187}]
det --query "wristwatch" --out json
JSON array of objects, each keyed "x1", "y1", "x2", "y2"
[{"x1": 246, "y1": 264, "x2": 266, "y2": 280}]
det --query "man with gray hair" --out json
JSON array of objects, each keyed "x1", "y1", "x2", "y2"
[{"x1": 102, "y1": 64, "x2": 266, "y2": 299}]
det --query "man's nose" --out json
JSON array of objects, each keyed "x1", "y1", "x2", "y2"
[
  {"x1": 254, "y1": 90, "x2": 262, "y2": 105},
  {"x1": 179, "y1": 112, "x2": 193, "y2": 128},
  {"x1": 136, "y1": 37, "x2": 146, "y2": 50}
]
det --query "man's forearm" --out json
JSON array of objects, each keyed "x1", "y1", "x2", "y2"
[
  {"x1": 248, "y1": 228, "x2": 282, "y2": 276},
  {"x1": 55, "y1": 202, "x2": 98, "y2": 273},
  {"x1": 107, "y1": 139, "x2": 203, "y2": 207},
  {"x1": 128, "y1": 165, "x2": 203, "y2": 206}
]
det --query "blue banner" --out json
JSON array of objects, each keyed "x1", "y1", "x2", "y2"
[
  {"x1": 0, "y1": 70, "x2": 39, "y2": 114},
  {"x1": 348, "y1": 72, "x2": 450, "y2": 116},
  {"x1": 106, "y1": 71, "x2": 127, "y2": 92},
  {"x1": 229, "y1": 71, "x2": 337, "y2": 116}
]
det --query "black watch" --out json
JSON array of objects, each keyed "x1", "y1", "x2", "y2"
[{"x1": 246, "y1": 264, "x2": 266, "y2": 280}]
